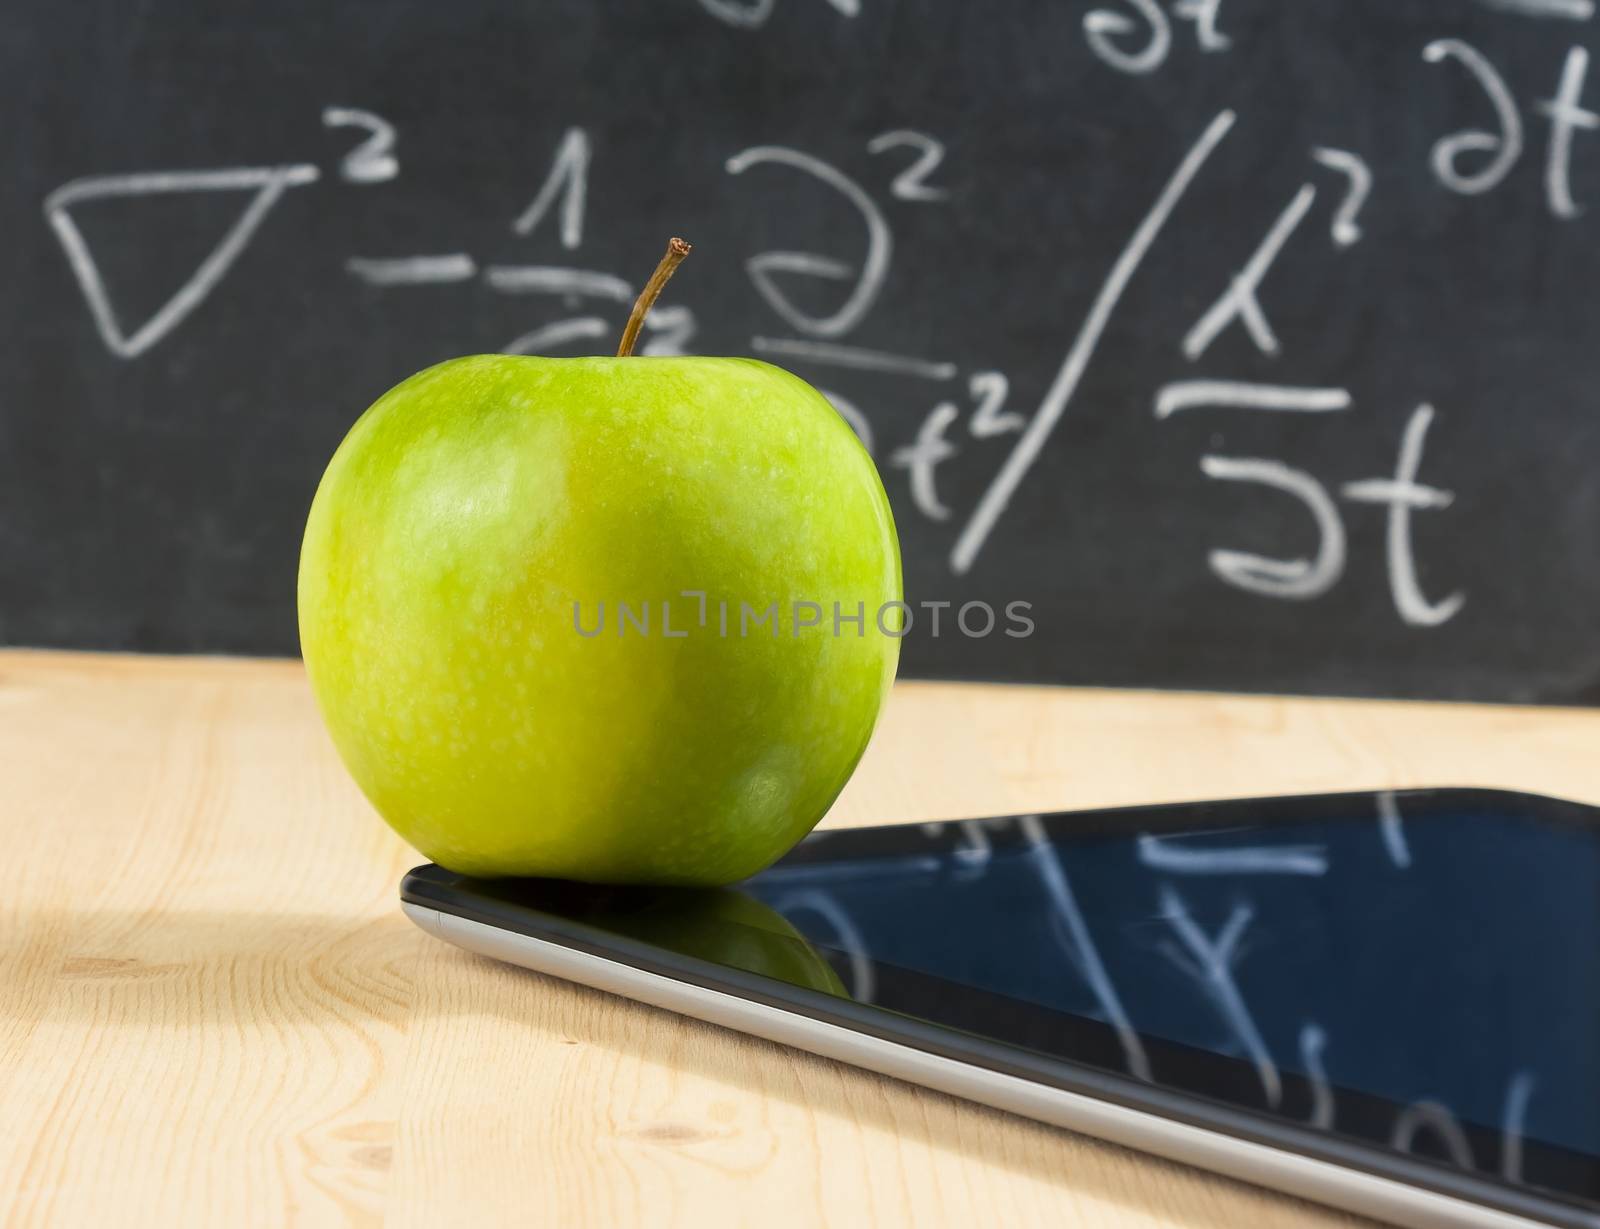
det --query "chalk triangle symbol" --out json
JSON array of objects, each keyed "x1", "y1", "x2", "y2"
[{"x1": 43, "y1": 163, "x2": 319, "y2": 359}]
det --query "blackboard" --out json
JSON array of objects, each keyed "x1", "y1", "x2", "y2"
[{"x1": 5, "y1": 0, "x2": 1600, "y2": 703}]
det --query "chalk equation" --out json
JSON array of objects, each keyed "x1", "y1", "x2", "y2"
[{"x1": 38, "y1": 3, "x2": 1599, "y2": 633}]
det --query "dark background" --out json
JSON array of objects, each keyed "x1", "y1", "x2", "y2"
[{"x1": 4, "y1": 0, "x2": 1598, "y2": 702}]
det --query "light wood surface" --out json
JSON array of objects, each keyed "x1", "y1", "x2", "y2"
[{"x1": 4, "y1": 649, "x2": 1598, "y2": 1228}]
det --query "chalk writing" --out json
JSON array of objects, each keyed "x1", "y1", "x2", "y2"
[
  {"x1": 45, "y1": 164, "x2": 320, "y2": 359},
  {"x1": 513, "y1": 126, "x2": 590, "y2": 248},
  {"x1": 952, "y1": 110, "x2": 1237, "y2": 574},
  {"x1": 323, "y1": 107, "x2": 399, "y2": 184},
  {"x1": 1310, "y1": 148, "x2": 1371, "y2": 246}
]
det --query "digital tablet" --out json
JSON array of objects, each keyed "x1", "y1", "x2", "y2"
[{"x1": 402, "y1": 788, "x2": 1600, "y2": 1229}]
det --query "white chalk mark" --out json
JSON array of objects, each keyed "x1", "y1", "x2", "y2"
[
  {"x1": 726, "y1": 146, "x2": 891, "y2": 338},
  {"x1": 1424, "y1": 40, "x2": 1524, "y2": 196},
  {"x1": 345, "y1": 254, "x2": 476, "y2": 286},
  {"x1": 1020, "y1": 814, "x2": 1151, "y2": 1082},
  {"x1": 1476, "y1": 0, "x2": 1593, "y2": 18},
  {"x1": 1173, "y1": 0, "x2": 1230, "y2": 50},
  {"x1": 1183, "y1": 184, "x2": 1316, "y2": 361},
  {"x1": 752, "y1": 337, "x2": 956, "y2": 379},
  {"x1": 1341, "y1": 405, "x2": 1464, "y2": 627},
  {"x1": 891, "y1": 404, "x2": 959, "y2": 520},
  {"x1": 867, "y1": 130, "x2": 950, "y2": 201},
  {"x1": 697, "y1": 0, "x2": 775, "y2": 26},
  {"x1": 1137, "y1": 834, "x2": 1329, "y2": 876},
  {"x1": 1155, "y1": 381, "x2": 1351, "y2": 418},
  {"x1": 323, "y1": 107, "x2": 399, "y2": 184},
  {"x1": 697, "y1": 0, "x2": 857, "y2": 25},
  {"x1": 482, "y1": 266, "x2": 633, "y2": 302},
  {"x1": 951, "y1": 110, "x2": 1236, "y2": 575},
  {"x1": 1538, "y1": 46, "x2": 1599, "y2": 218},
  {"x1": 1201, "y1": 456, "x2": 1347, "y2": 600},
  {"x1": 952, "y1": 820, "x2": 994, "y2": 875},
  {"x1": 639, "y1": 304, "x2": 697, "y2": 357},
  {"x1": 1084, "y1": 0, "x2": 1171, "y2": 75},
  {"x1": 770, "y1": 889, "x2": 875, "y2": 1001},
  {"x1": 43, "y1": 165, "x2": 324, "y2": 209},
  {"x1": 1148, "y1": 824, "x2": 1259, "y2": 840},
  {"x1": 1376, "y1": 790, "x2": 1413, "y2": 869},
  {"x1": 1501, "y1": 1071, "x2": 1537, "y2": 1182},
  {"x1": 817, "y1": 388, "x2": 874, "y2": 455},
  {"x1": 1391, "y1": 1100, "x2": 1476, "y2": 1169},
  {"x1": 43, "y1": 163, "x2": 321, "y2": 360},
  {"x1": 1300, "y1": 1024, "x2": 1335, "y2": 1130},
  {"x1": 501, "y1": 317, "x2": 610, "y2": 356},
  {"x1": 966, "y1": 371, "x2": 1024, "y2": 438},
  {"x1": 512, "y1": 127, "x2": 590, "y2": 249},
  {"x1": 743, "y1": 253, "x2": 854, "y2": 281},
  {"x1": 1158, "y1": 886, "x2": 1281, "y2": 1106},
  {"x1": 1310, "y1": 148, "x2": 1371, "y2": 246}
]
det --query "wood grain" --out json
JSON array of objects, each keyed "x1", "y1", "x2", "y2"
[{"x1": 4, "y1": 649, "x2": 1597, "y2": 1228}]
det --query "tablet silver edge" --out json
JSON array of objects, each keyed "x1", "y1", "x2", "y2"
[{"x1": 403, "y1": 901, "x2": 1580, "y2": 1229}]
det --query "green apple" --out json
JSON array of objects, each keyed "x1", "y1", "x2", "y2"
[{"x1": 298, "y1": 248, "x2": 900, "y2": 885}]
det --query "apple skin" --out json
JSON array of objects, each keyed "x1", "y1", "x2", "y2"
[{"x1": 298, "y1": 354, "x2": 900, "y2": 885}]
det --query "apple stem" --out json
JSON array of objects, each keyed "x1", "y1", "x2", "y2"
[{"x1": 616, "y1": 237, "x2": 692, "y2": 357}]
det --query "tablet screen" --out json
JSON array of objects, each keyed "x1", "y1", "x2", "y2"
[{"x1": 741, "y1": 790, "x2": 1600, "y2": 1214}]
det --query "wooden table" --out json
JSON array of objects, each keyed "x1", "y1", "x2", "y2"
[{"x1": 5, "y1": 650, "x2": 1598, "y2": 1228}]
